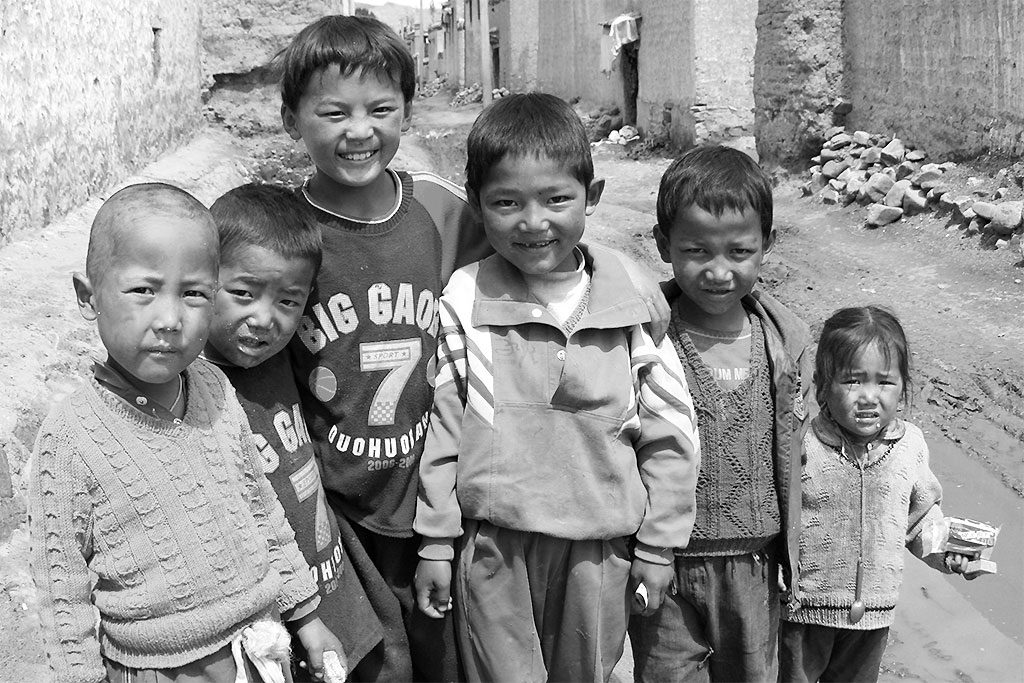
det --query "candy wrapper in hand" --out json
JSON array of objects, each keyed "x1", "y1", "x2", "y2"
[
  {"x1": 323, "y1": 649, "x2": 348, "y2": 683},
  {"x1": 944, "y1": 517, "x2": 1000, "y2": 577}
]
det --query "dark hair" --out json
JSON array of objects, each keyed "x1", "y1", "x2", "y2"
[
  {"x1": 280, "y1": 15, "x2": 416, "y2": 112},
  {"x1": 464, "y1": 92, "x2": 594, "y2": 198},
  {"x1": 656, "y1": 145, "x2": 773, "y2": 240},
  {"x1": 209, "y1": 183, "x2": 322, "y2": 278},
  {"x1": 814, "y1": 305, "x2": 912, "y2": 409},
  {"x1": 88, "y1": 182, "x2": 214, "y2": 284}
]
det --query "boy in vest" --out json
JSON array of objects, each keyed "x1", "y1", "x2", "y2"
[{"x1": 629, "y1": 146, "x2": 817, "y2": 682}]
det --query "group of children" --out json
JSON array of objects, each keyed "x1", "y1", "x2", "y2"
[{"x1": 29, "y1": 13, "x2": 975, "y2": 683}]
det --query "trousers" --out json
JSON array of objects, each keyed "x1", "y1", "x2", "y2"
[{"x1": 455, "y1": 520, "x2": 632, "y2": 683}]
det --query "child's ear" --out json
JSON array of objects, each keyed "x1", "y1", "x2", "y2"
[
  {"x1": 762, "y1": 228, "x2": 777, "y2": 262},
  {"x1": 652, "y1": 224, "x2": 672, "y2": 264},
  {"x1": 72, "y1": 272, "x2": 98, "y2": 321},
  {"x1": 464, "y1": 183, "x2": 481, "y2": 215},
  {"x1": 281, "y1": 104, "x2": 302, "y2": 141},
  {"x1": 584, "y1": 178, "x2": 605, "y2": 215},
  {"x1": 401, "y1": 101, "x2": 413, "y2": 132}
]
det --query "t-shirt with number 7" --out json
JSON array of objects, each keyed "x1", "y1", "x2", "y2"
[{"x1": 289, "y1": 169, "x2": 491, "y2": 537}]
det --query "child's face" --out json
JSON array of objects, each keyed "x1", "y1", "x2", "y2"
[
  {"x1": 825, "y1": 342, "x2": 904, "y2": 443},
  {"x1": 655, "y1": 204, "x2": 773, "y2": 329},
  {"x1": 77, "y1": 214, "x2": 218, "y2": 391},
  {"x1": 206, "y1": 245, "x2": 315, "y2": 369},
  {"x1": 282, "y1": 65, "x2": 411, "y2": 193},
  {"x1": 471, "y1": 154, "x2": 603, "y2": 276}
]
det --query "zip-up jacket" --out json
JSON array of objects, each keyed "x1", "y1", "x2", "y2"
[{"x1": 415, "y1": 244, "x2": 700, "y2": 564}]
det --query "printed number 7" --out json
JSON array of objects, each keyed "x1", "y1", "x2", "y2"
[{"x1": 360, "y1": 338, "x2": 423, "y2": 426}]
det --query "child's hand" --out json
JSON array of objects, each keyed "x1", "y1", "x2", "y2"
[
  {"x1": 944, "y1": 552, "x2": 975, "y2": 578},
  {"x1": 630, "y1": 558, "x2": 675, "y2": 615},
  {"x1": 618, "y1": 250, "x2": 671, "y2": 344},
  {"x1": 415, "y1": 558, "x2": 453, "y2": 619},
  {"x1": 294, "y1": 615, "x2": 347, "y2": 681}
]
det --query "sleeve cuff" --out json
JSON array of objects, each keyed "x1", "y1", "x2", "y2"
[
  {"x1": 281, "y1": 593, "x2": 321, "y2": 622},
  {"x1": 418, "y1": 538, "x2": 455, "y2": 561},
  {"x1": 633, "y1": 543, "x2": 674, "y2": 565}
]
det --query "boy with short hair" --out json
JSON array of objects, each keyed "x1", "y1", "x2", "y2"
[
  {"x1": 628, "y1": 146, "x2": 817, "y2": 682},
  {"x1": 279, "y1": 14, "x2": 490, "y2": 680},
  {"x1": 30, "y1": 183, "x2": 338, "y2": 683},
  {"x1": 412, "y1": 92, "x2": 701, "y2": 683},
  {"x1": 279, "y1": 16, "x2": 671, "y2": 679},
  {"x1": 278, "y1": 14, "x2": 489, "y2": 679},
  {"x1": 204, "y1": 182, "x2": 386, "y2": 679}
]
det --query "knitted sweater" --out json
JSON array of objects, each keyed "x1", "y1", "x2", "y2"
[
  {"x1": 670, "y1": 314, "x2": 780, "y2": 556},
  {"x1": 783, "y1": 415, "x2": 945, "y2": 630},
  {"x1": 29, "y1": 360, "x2": 318, "y2": 683}
]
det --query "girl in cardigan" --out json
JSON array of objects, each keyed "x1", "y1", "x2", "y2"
[{"x1": 780, "y1": 306, "x2": 971, "y2": 683}]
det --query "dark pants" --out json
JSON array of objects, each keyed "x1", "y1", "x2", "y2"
[
  {"x1": 629, "y1": 549, "x2": 779, "y2": 683},
  {"x1": 348, "y1": 519, "x2": 462, "y2": 682},
  {"x1": 778, "y1": 621, "x2": 889, "y2": 683}
]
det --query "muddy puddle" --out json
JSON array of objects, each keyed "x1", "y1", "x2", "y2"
[{"x1": 923, "y1": 432, "x2": 1023, "y2": 643}]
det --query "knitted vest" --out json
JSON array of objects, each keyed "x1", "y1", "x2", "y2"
[{"x1": 670, "y1": 314, "x2": 780, "y2": 556}]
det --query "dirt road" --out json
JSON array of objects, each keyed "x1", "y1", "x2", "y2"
[{"x1": 0, "y1": 90, "x2": 1020, "y2": 681}]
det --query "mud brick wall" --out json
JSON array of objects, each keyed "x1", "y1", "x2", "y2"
[
  {"x1": 844, "y1": 0, "x2": 1024, "y2": 159},
  {"x1": 529, "y1": 0, "x2": 623, "y2": 106},
  {"x1": 201, "y1": 0, "x2": 351, "y2": 85},
  {"x1": 752, "y1": 0, "x2": 845, "y2": 166},
  {"x1": 638, "y1": 0, "x2": 756, "y2": 148},
  {"x1": 0, "y1": 1, "x2": 204, "y2": 244},
  {"x1": 488, "y1": 0, "x2": 539, "y2": 94}
]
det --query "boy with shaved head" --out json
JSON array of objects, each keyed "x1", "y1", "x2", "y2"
[{"x1": 29, "y1": 182, "x2": 342, "y2": 683}]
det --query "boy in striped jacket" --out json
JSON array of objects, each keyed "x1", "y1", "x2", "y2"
[{"x1": 412, "y1": 93, "x2": 701, "y2": 683}]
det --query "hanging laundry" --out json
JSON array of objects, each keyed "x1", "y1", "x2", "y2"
[{"x1": 610, "y1": 12, "x2": 640, "y2": 56}]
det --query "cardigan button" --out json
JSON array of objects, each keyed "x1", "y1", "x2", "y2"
[{"x1": 556, "y1": 350, "x2": 566, "y2": 361}]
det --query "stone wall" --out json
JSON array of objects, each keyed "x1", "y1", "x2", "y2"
[
  {"x1": 754, "y1": 0, "x2": 1024, "y2": 166},
  {"x1": 844, "y1": 0, "x2": 1024, "y2": 160},
  {"x1": 752, "y1": 0, "x2": 845, "y2": 166},
  {"x1": 638, "y1": 0, "x2": 757, "y2": 148},
  {"x1": 0, "y1": 0, "x2": 204, "y2": 243},
  {"x1": 691, "y1": 0, "x2": 757, "y2": 143}
]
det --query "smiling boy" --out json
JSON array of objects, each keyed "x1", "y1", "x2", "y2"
[
  {"x1": 278, "y1": 15, "x2": 491, "y2": 680},
  {"x1": 412, "y1": 93, "x2": 700, "y2": 683}
]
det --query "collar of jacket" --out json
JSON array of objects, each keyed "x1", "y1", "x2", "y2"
[
  {"x1": 471, "y1": 243, "x2": 652, "y2": 330},
  {"x1": 811, "y1": 411, "x2": 907, "y2": 451}
]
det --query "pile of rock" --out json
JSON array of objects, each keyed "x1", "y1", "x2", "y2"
[
  {"x1": 418, "y1": 76, "x2": 447, "y2": 98},
  {"x1": 450, "y1": 82, "x2": 483, "y2": 107},
  {"x1": 804, "y1": 129, "x2": 1024, "y2": 246},
  {"x1": 448, "y1": 83, "x2": 513, "y2": 107},
  {"x1": 579, "y1": 105, "x2": 625, "y2": 142},
  {"x1": 592, "y1": 125, "x2": 640, "y2": 147}
]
